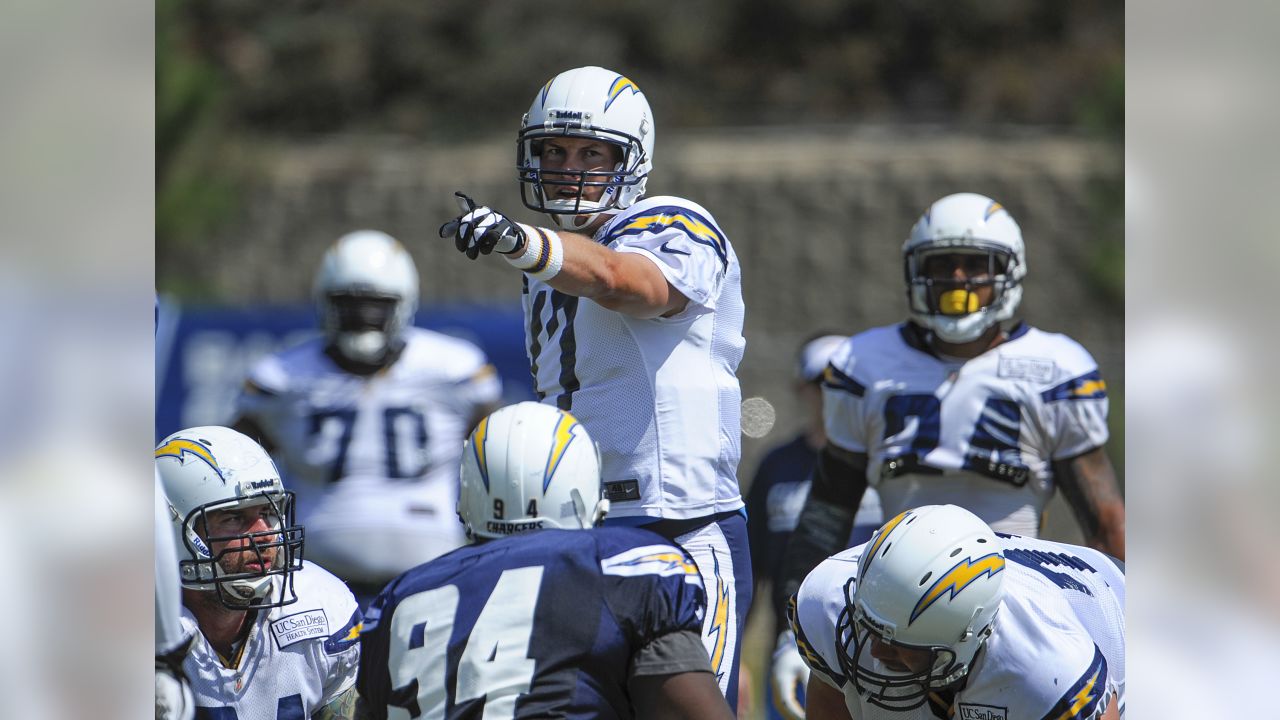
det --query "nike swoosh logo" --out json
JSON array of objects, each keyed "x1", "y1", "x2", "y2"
[{"x1": 659, "y1": 241, "x2": 690, "y2": 256}]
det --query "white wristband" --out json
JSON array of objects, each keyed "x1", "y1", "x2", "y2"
[{"x1": 506, "y1": 224, "x2": 564, "y2": 282}]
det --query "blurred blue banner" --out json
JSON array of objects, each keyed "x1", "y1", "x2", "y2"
[{"x1": 156, "y1": 300, "x2": 533, "y2": 440}]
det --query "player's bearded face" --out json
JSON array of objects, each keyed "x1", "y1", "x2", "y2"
[
  {"x1": 538, "y1": 137, "x2": 624, "y2": 205},
  {"x1": 922, "y1": 252, "x2": 999, "y2": 316},
  {"x1": 202, "y1": 503, "x2": 282, "y2": 576}
]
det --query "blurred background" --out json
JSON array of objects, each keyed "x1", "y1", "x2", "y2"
[
  {"x1": 156, "y1": 0, "x2": 1123, "y2": 494},
  {"x1": 155, "y1": 4, "x2": 1122, "y2": 716}
]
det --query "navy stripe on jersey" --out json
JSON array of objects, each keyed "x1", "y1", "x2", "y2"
[
  {"x1": 1040, "y1": 644, "x2": 1108, "y2": 720},
  {"x1": 1040, "y1": 369, "x2": 1107, "y2": 403},
  {"x1": 606, "y1": 205, "x2": 728, "y2": 267},
  {"x1": 821, "y1": 363, "x2": 865, "y2": 397},
  {"x1": 528, "y1": 289, "x2": 549, "y2": 399},
  {"x1": 551, "y1": 292, "x2": 581, "y2": 411},
  {"x1": 323, "y1": 607, "x2": 364, "y2": 655}
]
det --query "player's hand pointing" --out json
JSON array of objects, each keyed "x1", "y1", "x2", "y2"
[{"x1": 439, "y1": 192, "x2": 527, "y2": 260}]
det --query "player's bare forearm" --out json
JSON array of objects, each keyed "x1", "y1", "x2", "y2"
[
  {"x1": 313, "y1": 687, "x2": 359, "y2": 720},
  {"x1": 630, "y1": 670, "x2": 735, "y2": 720},
  {"x1": 1054, "y1": 447, "x2": 1125, "y2": 560},
  {"x1": 519, "y1": 227, "x2": 686, "y2": 318},
  {"x1": 776, "y1": 445, "x2": 866, "y2": 611},
  {"x1": 806, "y1": 674, "x2": 855, "y2": 720}
]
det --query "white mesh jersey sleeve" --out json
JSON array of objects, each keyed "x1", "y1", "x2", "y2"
[
  {"x1": 958, "y1": 534, "x2": 1124, "y2": 719},
  {"x1": 821, "y1": 329, "x2": 897, "y2": 454},
  {"x1": 599, "y1": 195, "x2": 730, "y2": 318},
  {"x1": 788, "y1": 546, "x2": 865, "y2": 690},
  {"x1": 1019, "y1": 328, "x2": 1110, "y2": 460},
  {"x1": 296, "y1": 562, "x2": 363, "y2": 704},
  {"x1": 396, "y1": 327, "x2": 502, "y2": 412}
]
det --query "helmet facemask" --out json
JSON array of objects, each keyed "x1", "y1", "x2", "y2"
[
  {"x1": 179, "y1": 491, "x2": 304, "y2": 610},
  {"x1": 518, "y1": 126, "x2": 647, "y2": 231},
  {"x1": 320, "y1": 291, "x2": 405, "y2": 365},
  {"x1": 904, "y1": 243, "x2": 1022, "y2": 344},
  {"x1": 835, "y1": 578, "x2": 985, "y2": 711}
]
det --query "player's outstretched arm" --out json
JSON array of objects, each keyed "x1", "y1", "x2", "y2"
[
  {"x1": 804, "y1": 674, "x2": 854, "y2": 720},
  {"x1": 775, "y1": 444, "x2": 867, "y2": 615},
  {"x1": 630, "y1": 671, "x2": 735, "y2": 720},
  {"x1": 439, "y1": 192, "x2": 687, "y2": 319},
  {"x1": 1054, "y1": 446, "x2": 1126, "y2": 561},
  {"x1": 527, "y1": 227, "x2": 687, "y2": 318}
]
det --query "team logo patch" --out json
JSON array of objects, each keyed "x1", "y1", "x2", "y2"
[
  {"x1": 956, "y1": 703, "x2": 1007, "y2": 720},
  {"x1": 911, "y1": 552, "x2": 1005, "y2": 623},
  {"x1": 270, "y1": 609, "x2": 330, "y2": 649},
  {"x1": 997, "y1": 355, "x2": 1056, "y2": 383},
  {"x1": 155, "y1": 438, "x2": 224, "y2": 481}
]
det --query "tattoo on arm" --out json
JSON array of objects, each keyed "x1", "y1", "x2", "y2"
[
  {"x1": 1054, "y1": 446, "x2": 1125, "y2": 559},
  {"x1": 313, "y1": 687, "x2": 359, "y2": 720}
]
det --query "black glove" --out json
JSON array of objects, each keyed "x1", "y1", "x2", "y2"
[{"x1": 438, "y1": 192, "x2": 527, "y2": 260}]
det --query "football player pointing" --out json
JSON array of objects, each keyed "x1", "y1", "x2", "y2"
[
  {"x1": 439, "y1": 66, "x2": 750, "y2": 708},
  {"x1": 356, "y1": 402, "x2": 735, "y2": 720},
  {"x1": 156, "y1": 426, "x2": 363, "y2": 720},
  {"x1": 793, "y1": 505, "x2": 1124, "y2": 719},
  {"x1": 780, "y1": 193, "x2": 1125, "y2": 633}
]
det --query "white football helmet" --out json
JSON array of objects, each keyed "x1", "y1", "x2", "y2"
[
  {"x1": 313, "y1": 230, "x2": 419, "y2": 365},
  {"x1": 517, "y1": 65, "x2": 654, "y2": 230},
  {"x1": 458, "y1": 402, "x2": 609, "y2": 541},
  {"x1": 837, "y1": 505, "x2": 1006, "y2": 711},
  {"x1": 903, "y1": 193, "x2": 1026, "y2": 343},
  {"x1": 156, "y1": 426, "x2": 303, "y2": 609}
]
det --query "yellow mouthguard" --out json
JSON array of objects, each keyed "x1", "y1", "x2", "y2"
[{"x1": 939, "y1": 289, "x2": 979, "y2": 315}]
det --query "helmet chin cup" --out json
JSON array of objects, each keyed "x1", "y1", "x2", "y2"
[{"x1": 337, "y1": 330, "x2": 388, "y2": 364}]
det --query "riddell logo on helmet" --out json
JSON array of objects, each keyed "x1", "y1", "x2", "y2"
[
  {"x1": 487, "y1": 520, "x2": 544, "y2": 534},
  {"x1": 551, "y1": 110, "x2": 585, "y2": 120}
]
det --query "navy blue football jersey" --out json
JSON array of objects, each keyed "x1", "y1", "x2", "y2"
[{"x1": 357, "y1": 526, "x2": 707, "y2": 719}]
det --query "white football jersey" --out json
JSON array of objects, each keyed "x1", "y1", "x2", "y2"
[
  {"x1": 236, "y1": 328, "x2": 501, "y2": 581},
  {"x1": 523, "y1": 195, "x2": 746, "y2": 520},
  {"x1": 182, "y1": 562, "x2": 362, "y2": 718},
  {"x1": 823, "y1": 323, "x2": 1109, "y2": 536},
  {"x1": 793, "y1": 534, "x2": 1125, "y2": 720}
]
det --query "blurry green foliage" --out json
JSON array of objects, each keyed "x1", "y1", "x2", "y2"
[
  {"x1": 158, "y1": 0, "x2": 1123, "y2": 138},
  {"x1": 157, "y1": 0, "x2": 239, "y2": 298},
  {"x1": 156, "y1": 1, "x2": 1124, "y2": 302}
]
